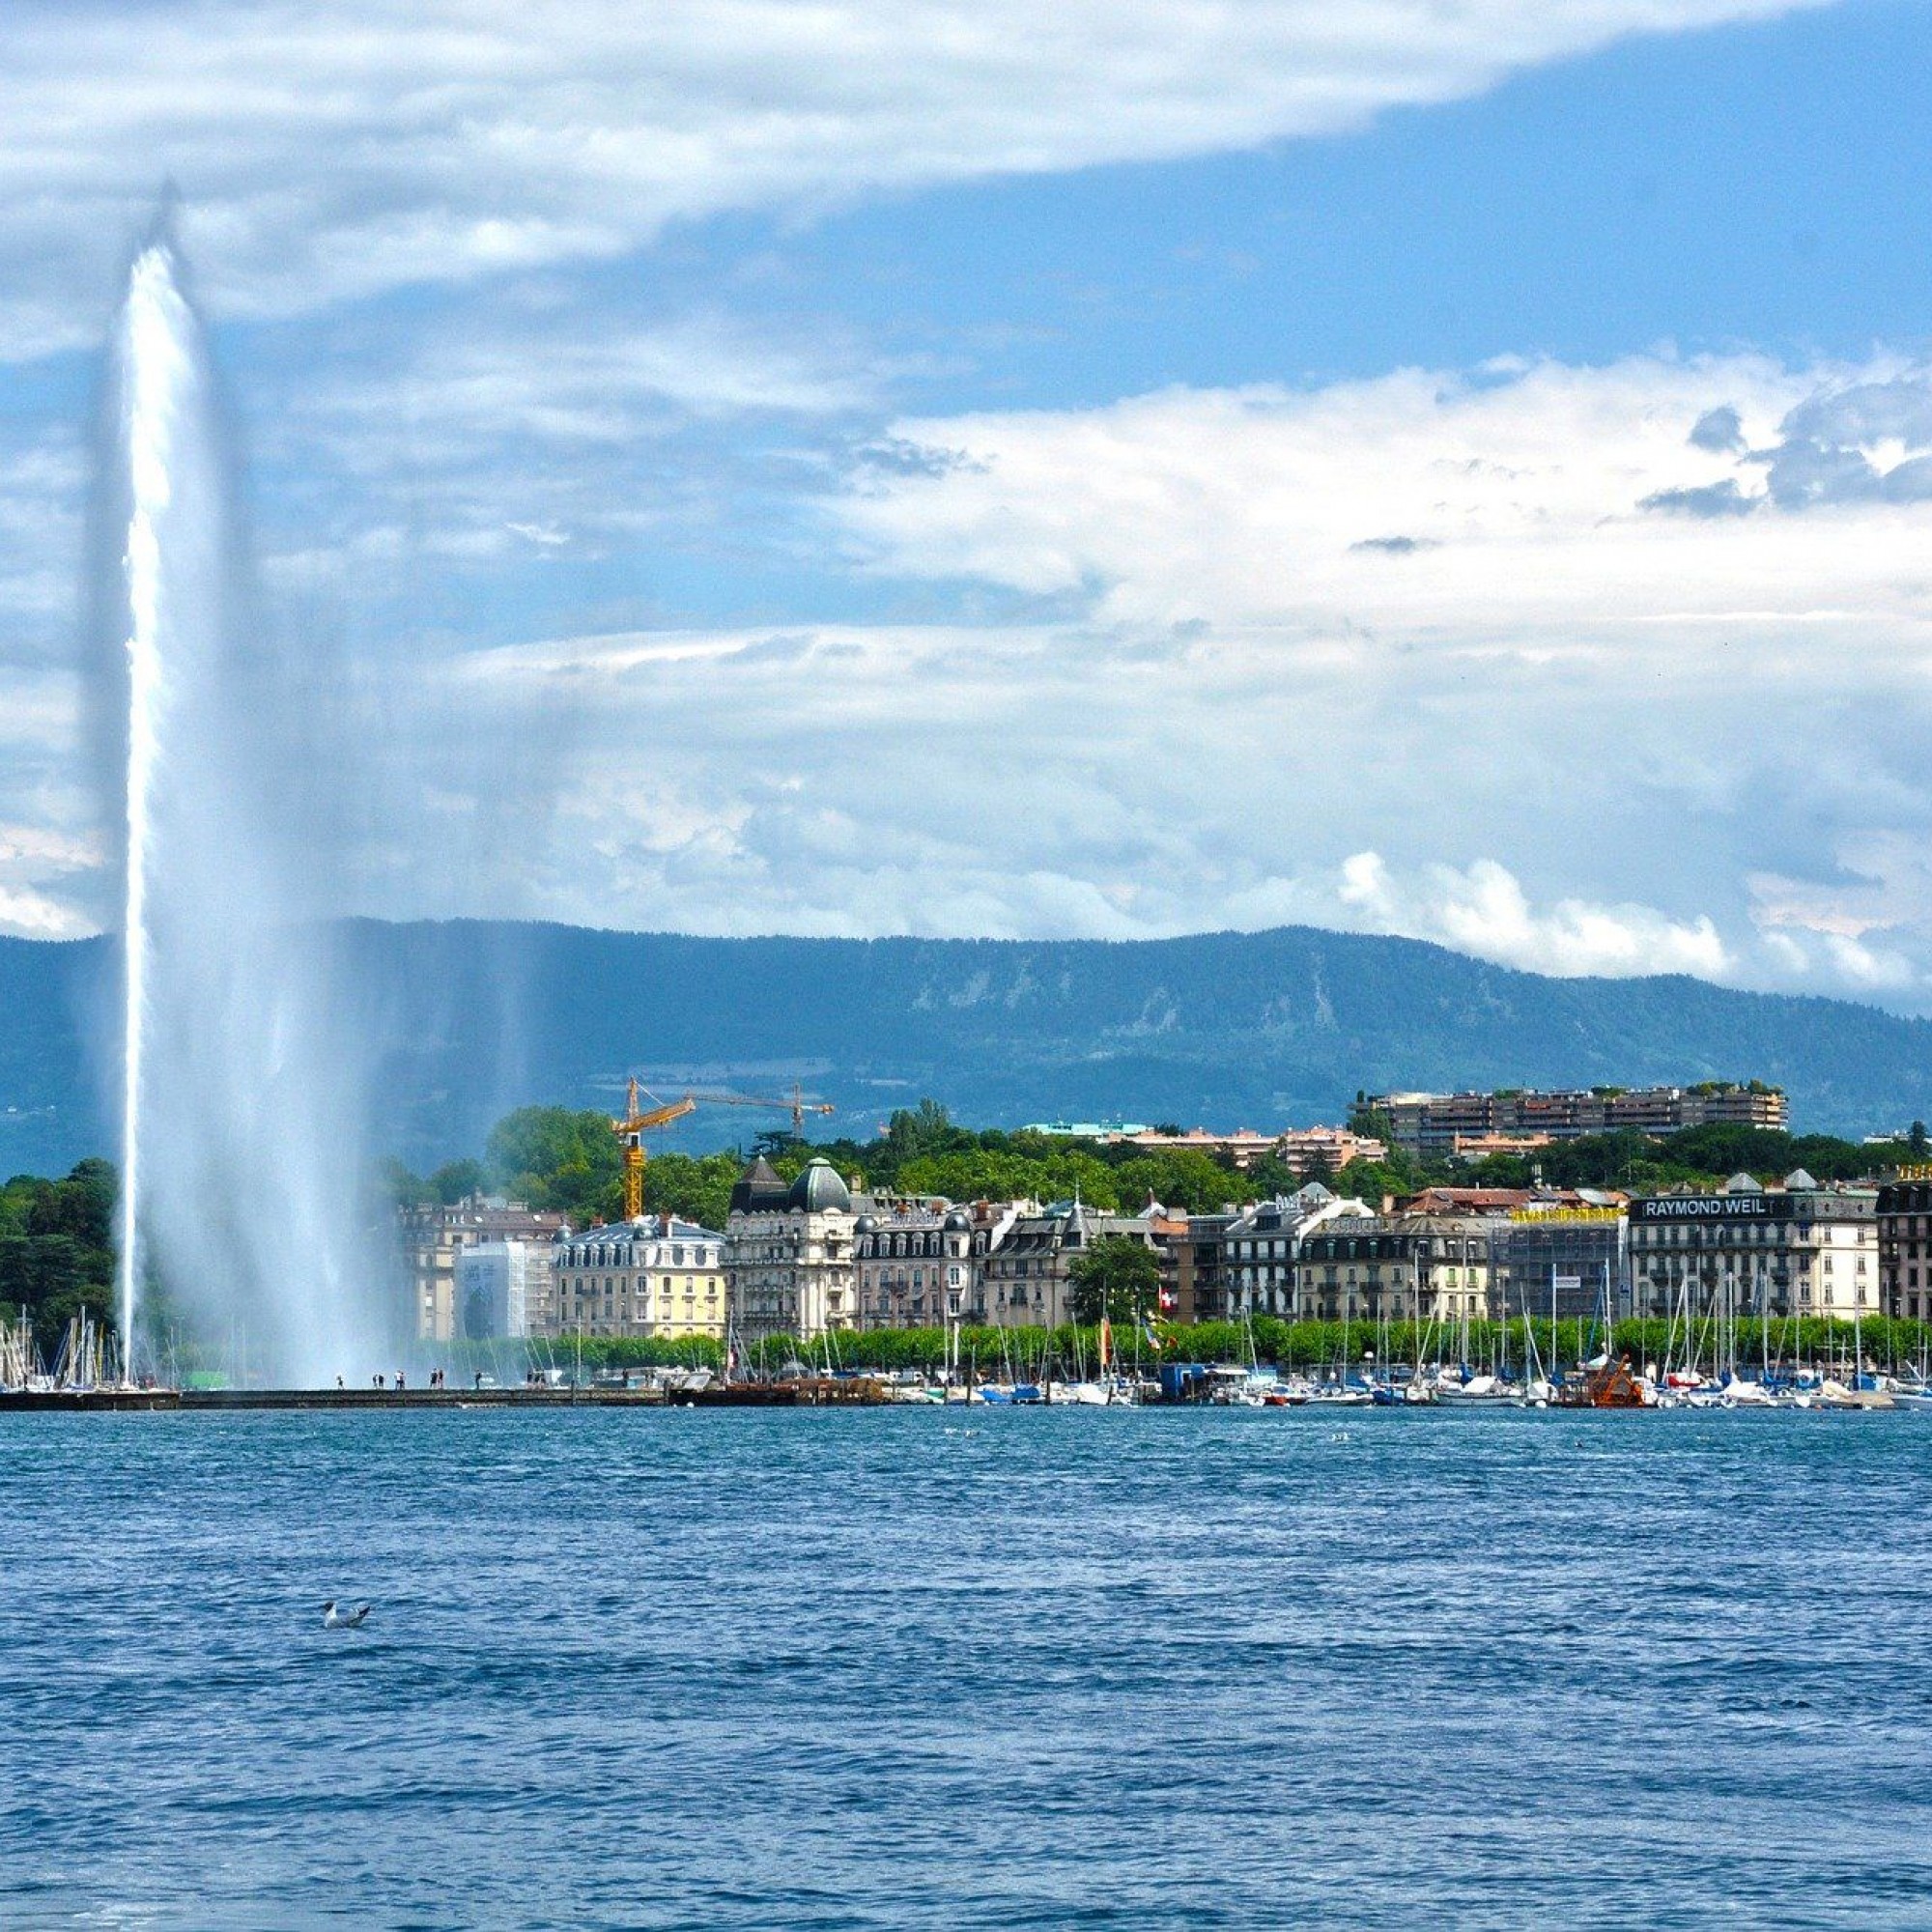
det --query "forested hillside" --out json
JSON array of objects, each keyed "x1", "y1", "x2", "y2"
[{"x1": 7, "y1": 920, "x2": 1932, "y2": 1174}]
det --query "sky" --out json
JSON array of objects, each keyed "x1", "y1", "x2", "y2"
[{"x1": 3, "y1": 0, "x2": 1932, "y2": 1008}]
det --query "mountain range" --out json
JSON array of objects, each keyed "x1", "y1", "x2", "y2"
[{"x1": 5, "y1": 920, "x2": 1931, "y2": 1177}]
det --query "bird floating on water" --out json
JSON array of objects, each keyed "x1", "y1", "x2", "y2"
[{"x1": 322, "y1": 1600, "x2": 371, "y2": 1629}]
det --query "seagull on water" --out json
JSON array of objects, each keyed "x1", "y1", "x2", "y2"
[{"x1": 322, "y1": 1600, "x2": 371, "y2": 1630}]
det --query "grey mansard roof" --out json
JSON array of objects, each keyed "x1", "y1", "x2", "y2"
[{"x1": 729, "y1": 1155, "x2": 790, "y2": 1215}]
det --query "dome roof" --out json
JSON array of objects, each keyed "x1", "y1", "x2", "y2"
[
  {"x1": 788, "y1": 1157, "x2": 853, "y2": 1213},
  {"x1": 942, "y1": 1208, "x2": 972, "y2": 1232}
]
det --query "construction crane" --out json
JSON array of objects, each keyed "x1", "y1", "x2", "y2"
[
  {"x1": 611, "y1": 1076, "x2": 697, "y2": 1220},
  {"x1": 704, "y1": 1081, "x2": 836, "y2": 1142}
]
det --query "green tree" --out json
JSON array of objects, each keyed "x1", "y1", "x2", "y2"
[
  {"x1": 640, "y1": 1151, "x2": 743, "y2": 1232},
  {"x1": 26, "y1": 1158, "x2": 116, "y2": 1250},
  {"x1": 1066, "y1": 1236, "x2": 1161, "y2": 1327},
  {"x1": 429, "y1": 1158, "x2": 485, "y2": 1204},
  {"x1": 880, "y1": 1098, "x2": 968, "y2": 1173},
  {"x1": 484, "y1": 1106, "x2": 622, "y2": 1215},
  {"x1": 1108, "y1": 1150, "x2": 1239, "y2": 1214},
  {"x1": 377, "y1": 1156, "x2": 428, "y2": 1207}
]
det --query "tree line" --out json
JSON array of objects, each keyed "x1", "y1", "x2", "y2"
[
  {"x1": 404, "y1": 1313, "x2": 1932, "y2": 1380},
  {"x1": 384, "y1": 1095, "x2": 1932, "y2": 1235},
  {"x1": 0, "y1": 1159, "x2": 117, "y2": 1354}
]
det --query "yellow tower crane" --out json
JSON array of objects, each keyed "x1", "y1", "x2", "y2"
[
  {"x1": 707, "y1": 1081, "x2": 837, "y2": 1141},
  {"x1": 611, "y1": 1076, "x2": 697, "y2": 1221}
]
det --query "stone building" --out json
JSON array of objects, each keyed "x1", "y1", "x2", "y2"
[
  {"x1": 1878, "y1": 1175, "x2": 1932, "y2": 1320},
  {"x1": 551, "y1": 1215, "x2": 725, "y2": 1340},
  {"x1": 1293, "y1": 1214, "x2": 1492, "y2": 1323},
  {"x1": 1223, "y1": 1185, "x2": 1371, "y2": 1318},
  {"x1": 397, "y1": 1195, "x2": 570, "y2": 1343},
  {"x1": 854, "y1": 1201, "x2": 974, "y2": 1329},
  {"x1": 1627, "y1": 1172, "x2": 1877, "y2": 1321},
  {"x1": 977, "y1": 1200, "x2": 1158, "y2": 1328},
  {"x1": 723, "y1": 1156, "x2": 867, "y2": 1345}
]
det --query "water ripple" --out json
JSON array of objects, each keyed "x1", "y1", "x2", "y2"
[{"x1": 4, "y1": 1408, "x2": 1932, "y2": 1926}]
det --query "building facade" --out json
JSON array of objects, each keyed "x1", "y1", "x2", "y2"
[
  {"x1": 1627, "y1": 1173, "x2": 1877, "y2": 1321},
  {"x1": 1142, "y1": 1210, "x2": 1195, "y2": 1322},
  {"x1": 723, "y1": 1156, "x2": 866, "y2": 1346},
  {"x1": 977, "y1": 1201, "x2": 1158, "y2": 1328},
  {"x1": 1488, "y1": 1208, "x2": 1627, "y2": 1322},
  {"x1": 550, "y1": 1215, "x2": 725, "y2": 1340},
  {"x1": 854, "y1": 1203, "x2": 975, "y2": 1329},
  {"x1": 455, "y1": 1240, "x2": 544, "y2": 1340},
  {"x1": 1223, "y1": 1186, "x2": 1371, "y2": 1318},
  {"x1": 1878, "y1": 1175, "x2": 1932, "y2": 1320},
  {"x1": 1018, "y1": 1122, "x2": 1384, "y2": 1172},
  {"x1": 1293, "y1": 1215, "x2": 1492, "y2": 1323},
  {"x1": 397, "y1": 1195, "x2": 570, "y2": 1343}
]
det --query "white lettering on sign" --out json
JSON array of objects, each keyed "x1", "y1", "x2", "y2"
[{"x1": 1636, "y1": 1196, "x2": 1769, "y2": 1220}]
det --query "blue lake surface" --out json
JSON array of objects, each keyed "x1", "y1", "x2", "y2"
[{"x1": 3, "y1": 1406, "x2": 1931, "y2": 1928}]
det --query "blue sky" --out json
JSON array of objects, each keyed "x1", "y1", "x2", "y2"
[{"x1": 3, "y1": 0, "x2": 1932, "y2": 1006}]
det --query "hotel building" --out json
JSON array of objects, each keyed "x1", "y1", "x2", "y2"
[
  {"x1": 1627, "y1": 1173, "x2": 1877, "y2": 1321},
  {"x1": 723, "y1": 1156, "x2": 867, "y2": 1345}
]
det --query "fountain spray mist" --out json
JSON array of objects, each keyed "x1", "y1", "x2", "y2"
[{"x1": 102, "y1": 230, "x2": 384, "y2": 1385}]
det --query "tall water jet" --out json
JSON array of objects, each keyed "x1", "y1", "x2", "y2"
[
  {"x1": 114, "y1": 244, "x2": 182, "y2": 1355},
  {"x1": 99, "y1": 226, "x2": 382, "y2": 1384}
]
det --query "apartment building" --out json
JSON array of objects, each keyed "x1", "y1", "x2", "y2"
[
  {"x1": 1371, "y1": 1083, "x2": 1786, "y2": 1156},
  {"x1": 552, "y1": 1215, "x2": 725, "y2": 1340}
]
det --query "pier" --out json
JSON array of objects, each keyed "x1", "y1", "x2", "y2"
[{"x1": 0, "y1": 1378, "x2": 897, "y2": 1413}]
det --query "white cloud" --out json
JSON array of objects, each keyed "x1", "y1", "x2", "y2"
[
  {"x1": 0, "y1": 0, "x2": 1830, "y2": 355},
  {"x1": 19, "y1": 332, "x2": 1932, "y2": 1009},
  {"x1": 1330, "y1": 850, "x2": 1731, "y2": 979},
  {"x1": 240, "y1": 303, "x2": 880, "y2": 575},
  {"x1": 0, "y1": 817, "x2": 101, "y2": 939},
  {"x1": 837, "y1": 351, "x2": 1932, "y2": 652}
]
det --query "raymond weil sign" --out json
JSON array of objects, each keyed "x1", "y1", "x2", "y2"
[{"x1": 1633, "y1": 1194, "x2": 1785, "y2": 1222}]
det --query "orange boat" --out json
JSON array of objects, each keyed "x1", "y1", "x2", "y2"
[{"x1": 1556, "y1": 1357, "x2": 1647, "y2": 1409}]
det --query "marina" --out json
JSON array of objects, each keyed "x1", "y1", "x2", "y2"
[{"x1": 4, "y1": 1358, "x2": 1927, "y2": 1412}]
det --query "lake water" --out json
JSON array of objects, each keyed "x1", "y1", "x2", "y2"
[{"x1": 4, "y1": 1406, "x2": 1931, "y2": 1928}]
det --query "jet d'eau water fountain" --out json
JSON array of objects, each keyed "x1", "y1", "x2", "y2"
[{"x1": 102, "y1": 230, "x2": 381, "y2": 1386}]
